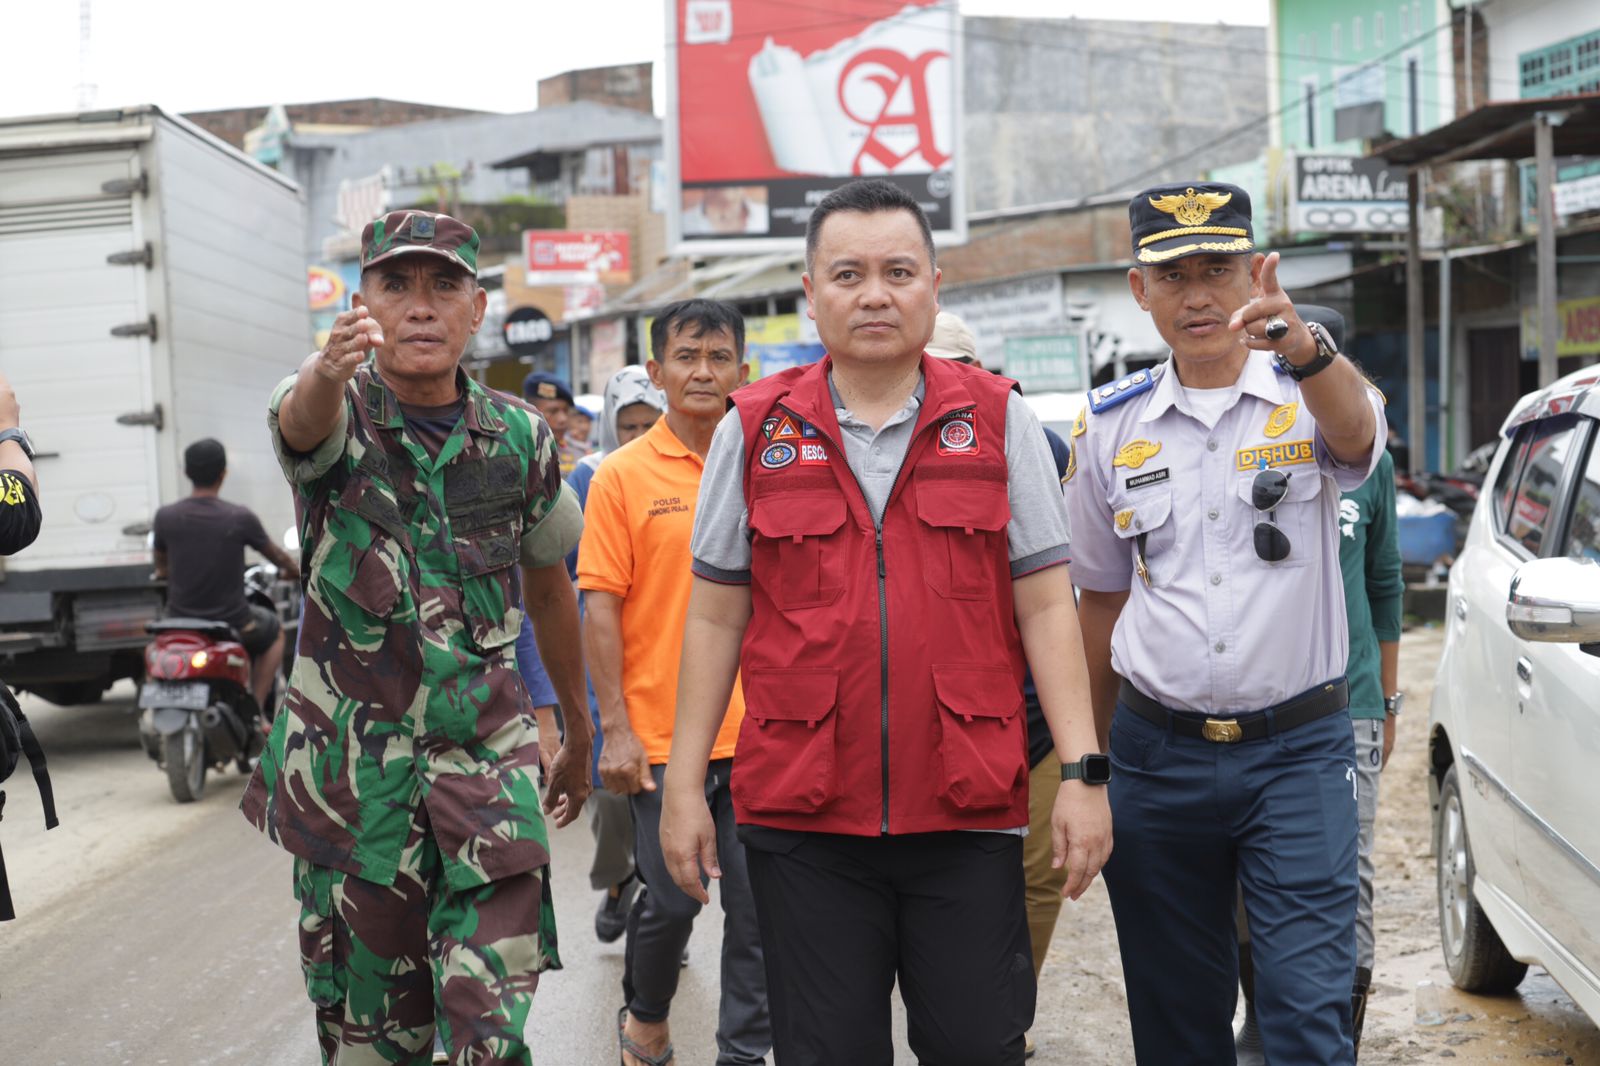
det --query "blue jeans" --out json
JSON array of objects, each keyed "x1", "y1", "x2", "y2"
[{"x1": 1104, "y1": 698, "x2": 1359, "y2": 1065}]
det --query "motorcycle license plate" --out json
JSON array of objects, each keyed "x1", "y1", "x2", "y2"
[{"x1": 138, "y1": 682, "x2": 209, "y2": 711}]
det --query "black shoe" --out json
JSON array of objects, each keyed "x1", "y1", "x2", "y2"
[{"x1": 595, "y1": 872, "x2": 638, "y2": 943}]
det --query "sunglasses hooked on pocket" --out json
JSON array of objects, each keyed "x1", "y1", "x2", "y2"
[{"x1": 1250, "y1": 466, "x2": 1292, "y2": 563}]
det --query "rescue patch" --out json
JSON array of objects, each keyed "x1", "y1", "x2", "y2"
[
  {"x1": 760, "y1": 442, "x2": 798, "y2": 470},
  {"x1": 761, "y1": 416, "x2": 780, "y2": 439},
  {"x1": 801, "y1": 422, "x2": 820, "y2": 438},
  {"x1": 1112, "y1": 439, "x2": 1163, "y2": 470},
  {"x1": 1236, "y1": 439, "x2": 1315, "y2": 470},
  {"x1": 771, "y1": 415, "x2": 802, "y2": 441},
  {"x1": 937, "y1": 411, "x2": 979, "y2": 456},
  {"x1": 1115, "y1": 509, "x2": 1135, "y2": 531},
  {"x1": 1125, "y1": 468, "x2": 1170, "y2": 490},
  {"x1": 797, "y1": 441, "x2": 829, "y2": 465},
  {"x1": 1263, "y1": 402, "x2": 1298, "y2": 439}
]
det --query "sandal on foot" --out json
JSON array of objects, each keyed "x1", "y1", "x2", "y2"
[{"x1": 618, "y1": 1006, "x2": 675, "y2": 1066}]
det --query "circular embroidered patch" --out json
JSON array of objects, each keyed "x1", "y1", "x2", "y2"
[
  {"x1": 760, "y1": 442, "x2": 797, "y2": 469},
  {"x1": 939, "y1": 420, "x2": 976, "y2": 451}
]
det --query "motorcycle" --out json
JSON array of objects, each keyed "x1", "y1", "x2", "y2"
[{"x1": 137, "y1": 565, "x2": 283, "y2": 803}]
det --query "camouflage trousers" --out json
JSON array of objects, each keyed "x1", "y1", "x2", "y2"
[{"x1": 292, "y1": 807, "x2": 560, "y2": 1066}]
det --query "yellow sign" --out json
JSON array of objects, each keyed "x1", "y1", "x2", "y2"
[
  {"x1": 1236, "y1": 440, "x2": 1315, "y2": 470},
  {"x1": 1149, "y1": 187, "x2": 1232, "y2": 226},
  {"x1": 1522, "y1": 295, "x2": 1600, "y2": 359},
  {"x1": 1115, "y1": 509, "x2": 1134, "y2": 530},
  {"x1": 1112, "y1": 439, "x2": 1163, "y2": 470},
  {"x1": 1263, "y1": 403, "x2": 1298, "y2": 439}
]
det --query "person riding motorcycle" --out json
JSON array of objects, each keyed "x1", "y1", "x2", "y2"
[{"x1": 151, "y1": 439, "x2": 299, "y2": 712}]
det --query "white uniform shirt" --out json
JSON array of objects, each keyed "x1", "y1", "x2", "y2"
[{"x1": 1065, "y1": 353, "x2": 1387, "y2": 714}]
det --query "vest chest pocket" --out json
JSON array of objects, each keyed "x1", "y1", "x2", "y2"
[
  {"x1": 1233, "y1": 469, "x2": 1324, "y2": 569},
  {"x1": 932, "y1": 665, "x2": 1026, "y2": 811},
  {"x1": 749, "y1": 493, "x2": 848, "y2": 610},
  {"x1": 1108, "y1": 489, "x2": 1177, "y2": 588},
  {"x1": 731, "y1": 669, "x2": 840, "y2": 813},
  {"x1": 915, "y1": 476, "x2": 1010, "y2": 600},
  {"x1": 445, "y1": 456, "x2": 526, "y2": 651}
]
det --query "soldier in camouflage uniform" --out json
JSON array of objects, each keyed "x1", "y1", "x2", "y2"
[{"x1": 241, "y1": 210, "x2": 591, "y2": 1066}]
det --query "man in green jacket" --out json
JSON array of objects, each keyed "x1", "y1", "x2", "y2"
[{"x1": 1236, "y1": 305, "x2": 1401, "y2": 1061}]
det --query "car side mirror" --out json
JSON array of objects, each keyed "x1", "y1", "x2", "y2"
[{"x1": 1507, "y1": 556, "x2": 1600, "y2": 656}]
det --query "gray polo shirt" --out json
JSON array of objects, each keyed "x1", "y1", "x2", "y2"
[{"x1": 691, "y1": 374, "x2": 1071, "y2": 581}]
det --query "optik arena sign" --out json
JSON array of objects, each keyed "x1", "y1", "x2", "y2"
[{"x1": 1290, "y1": 154, "x2": 1408, "y2": 235}]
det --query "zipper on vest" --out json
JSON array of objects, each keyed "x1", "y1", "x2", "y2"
[{"x1": 875, "y1": 523, "x2": 889, "y2": 833}]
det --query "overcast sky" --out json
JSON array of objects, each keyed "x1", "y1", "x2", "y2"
[{"x1": 4, "y1": 0, "x2": 1267, "y2": 120}]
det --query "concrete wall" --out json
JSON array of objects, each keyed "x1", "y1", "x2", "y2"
[{"x1": 963, "y1": 17, "x2": 1271, "y2": 213}]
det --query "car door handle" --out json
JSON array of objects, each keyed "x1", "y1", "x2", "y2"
[
  {"x1": 1454, "y1": 598, "x2": 1468, "y2": 621},
  {"x1": 1516, "y1": 657, "x2": 1533, "y2": 683}
]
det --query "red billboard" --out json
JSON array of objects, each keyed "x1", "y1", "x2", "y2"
[
  {"x1": 667, "y1": 0, "x2": 964, "y2": 253},
  {"x1": 523, "y1": 230, "x2": 632, "y2": 286}
]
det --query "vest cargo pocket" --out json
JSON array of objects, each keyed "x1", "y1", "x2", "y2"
[
  {"x1": 932, "y1": 665, "x2": 1026, "y2": 811},
  {"x1": 749, "y1": 494, "x2": 848, "y2": 609},
  {"x1": 731, "y1": 669, "x2": 840, "y2": 813},
  {"x1": 914, "y1": 477, "x2": 1010, "y2": 600}
]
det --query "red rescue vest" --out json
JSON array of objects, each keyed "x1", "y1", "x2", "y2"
[{"x1": 728, "y1": 354, "x2": 1029, "y2": 835}]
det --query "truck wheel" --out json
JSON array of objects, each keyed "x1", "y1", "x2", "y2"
[
  {"x1": 1437, "y1": 764, "x2": 1527, "y2": 993},
  {"x1": 162, "y1": 716, "x2": 207, "y2": 803}
]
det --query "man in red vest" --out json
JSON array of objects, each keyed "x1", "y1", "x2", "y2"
[{"x1": 660, "y1": 178, "x2": 1112, "y2": 1064}]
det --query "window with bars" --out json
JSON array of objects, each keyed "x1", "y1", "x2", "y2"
[{"x1": 1522, "y1": 30, "x2": 1600, "y2": 97}]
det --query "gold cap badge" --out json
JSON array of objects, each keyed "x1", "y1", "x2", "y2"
[
  {"x1": 1149, "y1": 187, "x2": 1233, "y2": 227},
  {"x1": 1112, "y1": 439, "x2": 1163, "y2": 470}
]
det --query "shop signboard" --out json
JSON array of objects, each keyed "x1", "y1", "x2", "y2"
[
  {"x1": 1003, "y1": 334, "x2": 1089, "y2": 394},
  {"x1": 524, "y1": 230, "x2": 632, "y2": 286},
  {"x1": 1289, "y1": 154, "x2": 1408, "y2": 234},
  {"x1": 667, "y1": 0, "x2": 964, "y2": 254},
  {"x1": 1521, "y1": 294, "x2": 1600, "y2": 362},
  {"x1": 937, "y1": 275, "x2": 1067, "y2": 368},
  {"x1": 504, "y1": 306, "x2": 556, "y2": 357},
  {"x1": 744, "y1": 313, "x2": 826, "y2": 379}
]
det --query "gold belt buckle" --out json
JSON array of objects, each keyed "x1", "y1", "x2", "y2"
[{"x1": 1202, "y1": 718, "x2": 1243, "y2": 743}]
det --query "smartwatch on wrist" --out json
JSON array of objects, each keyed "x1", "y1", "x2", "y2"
[
  {"x1": 1061, "y1": 753, "x2": 1112, "y2": 785},
  {"x1": 1274, "y1": 319, "x2": 1338, "y2": 381},
  {"x1": 0, "y1": 427, "x2": 35, "y2": 459},
  {"x1": 1384, "y1": 692, "x2": 1404, "y2": 717}
]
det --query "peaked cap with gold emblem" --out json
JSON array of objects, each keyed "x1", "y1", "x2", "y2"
[{"x1": 1129, "y1": 182, "x2": 1255, "y2": 265}]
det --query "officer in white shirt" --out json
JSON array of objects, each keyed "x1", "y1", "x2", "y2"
[{"x1": 1065, "y1": 182, "x2": 1386, "y2": 1065}]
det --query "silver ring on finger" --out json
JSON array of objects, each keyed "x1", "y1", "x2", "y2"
[{"x1": 1265, "y1": 315, "x2": 1290, "y2": 341}]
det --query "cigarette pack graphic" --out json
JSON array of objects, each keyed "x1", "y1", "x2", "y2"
[{"x1": 747, "y1": 2, "x2": 954, "y2": 177}]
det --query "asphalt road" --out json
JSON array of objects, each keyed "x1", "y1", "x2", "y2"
[{"x1": 2, "y1": 626, "x2": 1596, "y2": 1064}]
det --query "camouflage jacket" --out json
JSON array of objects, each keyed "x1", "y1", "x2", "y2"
[{"x1": 241, "y1": 362, "x2": 581, "y2": 890}]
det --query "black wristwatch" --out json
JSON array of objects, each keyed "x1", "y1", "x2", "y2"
[
  {"x1": 1061, "y1": 753, "x2": 1112, "y2": 785},
  {"x1": 0, "y1": 427, "x2": 35, "y2": 459},
  {"x1": 1274, "y1": 320, "x2": 1338, "y2": 381}
]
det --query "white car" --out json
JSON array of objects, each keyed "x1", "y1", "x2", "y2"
[
  {"x1": 1022, "y1": 390, "x2": 1089, "y2": 441},
  {"x1": 1428, "y1": 365, "x2": 1600, "y2": 1024}
]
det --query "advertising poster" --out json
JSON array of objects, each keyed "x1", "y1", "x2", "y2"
[
  {"x1": 745, "y1": 314, "x2": 826, "y2": 379},
  {"x1": 1289, "y1": 154, "x2": 1409, "y2": 234},
  {"x1": 524, "y1": 231, "x2": 632, "y2": 286},
  {"x1": 308, "y1": 261, "x2": 363, "y2": 349},
  {"x1": 668, "y1": 0, "x2": 964, "y2": 254}
]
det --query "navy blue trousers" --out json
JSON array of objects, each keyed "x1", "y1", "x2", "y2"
[{"x1": 1103, "y1": 699, "x2": 1359, "y2": 1065}]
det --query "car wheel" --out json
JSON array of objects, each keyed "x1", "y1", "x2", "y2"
[{"x1": 1437, "y1": 764, "x2": 1528, "y2": 993}]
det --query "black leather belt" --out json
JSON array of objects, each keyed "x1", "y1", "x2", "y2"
[{"x1": 1118, "y1": 678, "x2": 1349, "y2": 743}]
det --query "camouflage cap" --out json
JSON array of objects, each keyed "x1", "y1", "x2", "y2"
[{"x1": 361, "y1": 210, "x2": 480, "y2": 276}]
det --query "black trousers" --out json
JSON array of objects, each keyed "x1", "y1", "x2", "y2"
[{"x1": 741, "y1": 827, "x2": 1034, "y2": 1066}]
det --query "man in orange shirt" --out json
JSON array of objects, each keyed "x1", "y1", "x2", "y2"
[{"x1": 578, "y1": 299, "x2": 769, "y2": 1066}]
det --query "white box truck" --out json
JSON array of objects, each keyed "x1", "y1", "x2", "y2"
[{"x1": 0, "y1": 106, "x2": 311, "y2": 704}]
